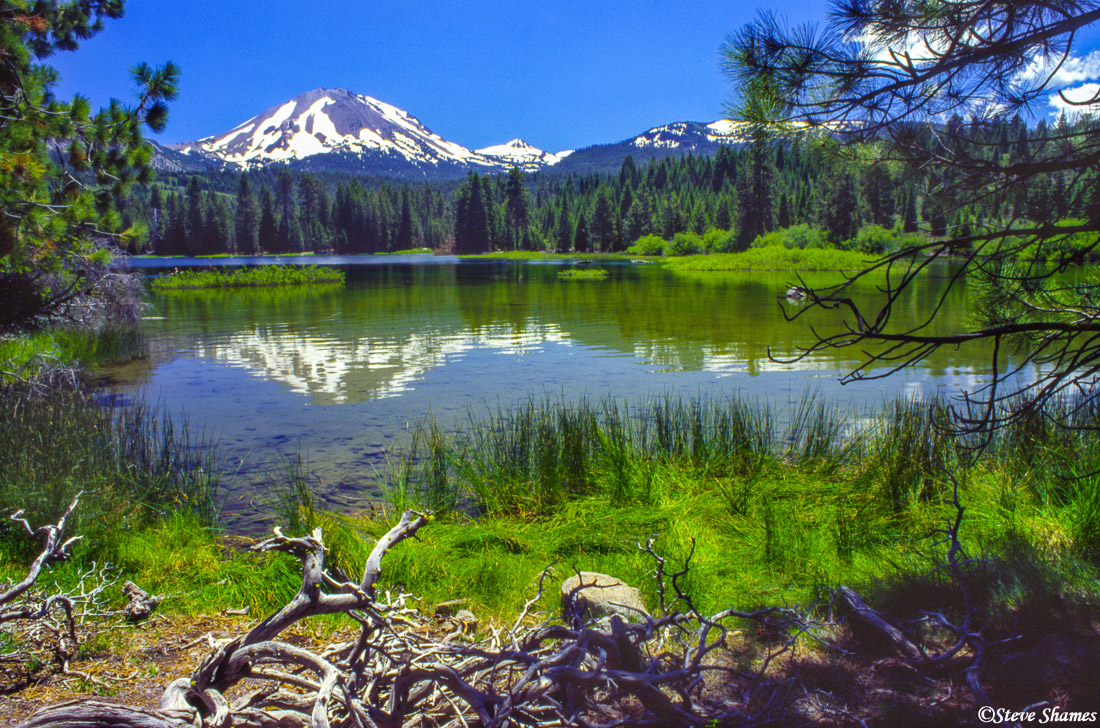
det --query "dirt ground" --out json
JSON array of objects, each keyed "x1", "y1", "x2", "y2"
[
  {"x1": 1, "y1": 612, "x2": 337, "y2": 725},
  {"x1": 5, "y1": 609, "x2": 1099, "y2": 727}
]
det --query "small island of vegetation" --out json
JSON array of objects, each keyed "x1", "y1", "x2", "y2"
[
  {"x1": 557, "y1": 267, "x2": 608, "y2": 280},
  {"x1": 150, "y1": 265, "x2": 345, "y2": 290}
]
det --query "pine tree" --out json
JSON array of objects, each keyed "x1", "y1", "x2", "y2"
[
  {"x1": 573, "y1": 210, "x2": 590, "y2": 253},
  {"x1": 903, "y1": 192, "x2": 919, "y2": 233},
  {"x1": 862, "y1": 165, "x2": 896, "y2": 226},
  {"x1": 454, "y1": 172, "x2": 489, "y2": 254},
  {"x1": 203, "y1": 192, "x2": 232, "y2": 255},
  {"x1": 555, "y1": 200, "x2": 572, "y2": 252},
  {"x1": 164, "y1": 193, "x2": 187, "y2": 256},
  {"x1": 0, "y1": 2, "x2": 178, "y2": 331},
  {"x1": 234, "y1": 173, "x2": 259, "y2": 255},
  {"x1": 589, "y1": 189, "x2": 616, "y2": 252},
  {"x1": 734, "y1": 135, "x2": 775, "y2": 247},
  {"x1": 817, "y1": 166, "x2": 861, "y2": 242},
  {"x1": 714, "y1": 194, "x2": 732, "y2": 231},
  {"x1": 185, "y1": 177, "x2": 205, "y2": 256},
  {"x1": 777, "y1": 192, "x2": 791, "y2": 229},
  {"x1": 504, "y1": 168, "x2": 530, "y2": 250},
  {"x1": 259, "y1": 187, "x2": 277, "y2": 252},
  {"x1": 149, "y1": 186, "x2": 165, "y2": 252},
  {"x1": 619, "y1": 155, "x2": 639, "y2": 188},
  {"x1": 396, "y1": 190, "x2": 415, "y2": 251}
]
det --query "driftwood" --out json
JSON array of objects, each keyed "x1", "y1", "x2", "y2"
[
  {"x1": 15, "y1": 486, "x2": 1009, "y2": 727},
  {"x1": 833, "y1": 586, "x2": 923, "y2": 660},
  {"x1": 1, "y1": 494, "x2": 119, "y2": 690},
  {"x1": 17, "y1": 512, "x2": 815, "y2": 728}
]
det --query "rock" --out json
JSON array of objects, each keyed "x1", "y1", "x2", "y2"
[
  {"x1": 454, "y1": 609, "x2": 479, "y2": 635},
  {"x1": 434, "y1": 600, "x2": 478, "y2": 636},
  {"x1": 785, "y1": 286, "x2": 808, "y2": 301},
  {"x1": 560, "y1": 572, "x2": 649, "y2": 628},
  {"x1": 122, "y1": 580, "x2": 161, "y2": 621},
  {"x1": 433, "y1": 599, "x2": 468, "y2": 618}
]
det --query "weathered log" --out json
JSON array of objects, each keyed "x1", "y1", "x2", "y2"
[
  {"x1": 17, "y1": 701, "x2": 190, "y2": 728},
  {"x1": 833, "y1": 585, "x2": 923, "y2": 660}
]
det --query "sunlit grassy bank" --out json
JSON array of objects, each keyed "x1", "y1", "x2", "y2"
[
  {"x1": 0, "y1": 325, "x2": 146, "y2": 382},
  {"x1": 333, "y1": 395, "x2": 1097, "y2": 618},
  {"x1": 150, "y1": 265, "x2": 344, "y2": 290},
  {"x1": 456, "y1": 251, "x2": 659, "y2": 262},
  {"x1": 3, "y1": 390, "x2": 1099, "y2": 629},
  {"x1": 664, "y1": 246, "x2": 879, "y2": 272}
]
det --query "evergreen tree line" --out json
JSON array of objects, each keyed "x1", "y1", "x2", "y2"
[{"x1": 115, "y1": 115, "x2": 1083, "y2": 257}]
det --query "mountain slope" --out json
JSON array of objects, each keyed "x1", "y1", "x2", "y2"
[
  {"x1": 168, "y1": 88, "x2": 569, "y2": 180},
  {"x1": 159, "y1": 88, "x2": 751, "y2": 180},
  {"x1": 549, "y1": 120, "x2": 749, "y2": 175},
  {"x1": 476, "y1": 139, "x2": 568, "y2": 171}
]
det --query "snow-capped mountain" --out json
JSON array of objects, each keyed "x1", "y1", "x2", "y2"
[
  {"x1": 629, "y1": 120, "x2": 751, "y2": 150},
  {"x1": 541, "y1": 120, "x2": 751, "y2": 176},
  {"x1": 170, "y1": 88, "x2": 567, "y2": 178},
  {"x1": 475, "y1": 139, "x2": 569, "y2": 171},
  {"x1": 159, "y1": 87, "x2": 757, "y2": 180}
]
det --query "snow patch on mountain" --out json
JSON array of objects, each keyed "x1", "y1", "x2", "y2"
[
  {"x1": 475, "y1": 138, "x2": 564, "y2": 171},
  {"x1": 184, "y1": 88, "x2": 506, "y2": 170},
  {"x1": 631, "y1": 120, "x2": 751, "y2": 150}
]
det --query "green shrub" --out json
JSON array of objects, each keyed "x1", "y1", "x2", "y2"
[
  {"x1": 558, "y1": 268, "x2": 608, "y2": 280},
  {"x1": 665, "y1": 231, "x2": 704, "y2": 256},
  {"x1": 1015, "y1": 219, "x2": 1100, "y2": 263},
  {"x1": 152, "y1": 265, "x2": 344, "y2": 290},
  {"x1": 847, "y1": 224, "x2": 925, "y2": 254},
  {"x1": 702, "y1": 227, "x2": 739, "y2": 253},
  {"x1": 665, "y1": 246, "x2": 874, "y2": 271},
  {"x1": 751, "y1": 224, "x2": 830, "y2": 250},
  {"x1": 626, "y1": 234, "x2": 666, "y2": 256}
]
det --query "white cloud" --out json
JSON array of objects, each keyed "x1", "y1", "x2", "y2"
[
  {"x1": 1020, "y1": 50, "x2": 1100, "y2": 88},
  {"x1": 1048, "y1": 82, "x2": 1100, "y2": 119}
]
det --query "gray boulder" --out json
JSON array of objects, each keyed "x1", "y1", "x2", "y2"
[{"x1": 560, "y1": 572, "x2": 649, "y2": 628}]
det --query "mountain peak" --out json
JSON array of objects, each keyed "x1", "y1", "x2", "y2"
[
  {"x1": 182, "y1": 87, "x2": 494, "y2": 171},
  {"x1": 476, "y1": 138, "x2": 563, "y2": 171},
  {"x1": 177, "y1": 88, "x2": 571, "y2": 177},
  {"x1": 164, "y1": 89, "x2": 750, "y2": 180}
]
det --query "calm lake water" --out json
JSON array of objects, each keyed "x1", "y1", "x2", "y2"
[{"x1": 108, "y1": 255, "x2": 1005, "y2": 530}]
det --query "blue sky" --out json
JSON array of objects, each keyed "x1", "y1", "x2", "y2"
[
  {"x1": 49, "y1": 1, "x2": 827, "y2": 152},
  {"x1": 50, "y1": 2, "x2": 1100, "y2": 153}
]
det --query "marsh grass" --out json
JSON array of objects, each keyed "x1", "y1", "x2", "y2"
[
  {"x1": 385, "y1": 393, "x2": 854, "y2": 517},
  {"x1": 5, "y1": 385, "x2": 1100, "y2": 625},
  {"x1": 0, "y1": 389, "x2": 219, "y2": 559},
  {"x1": 663, "y1": 246, "x2": 877, "y2": 272},
  {"x1": 357, "y1": 391, "x2": 1100, "y2": 617}
]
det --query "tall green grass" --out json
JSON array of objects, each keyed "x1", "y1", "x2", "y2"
[
  {"x1": 6, "y1": 383, "x2": 1100, "y2": 624},
  {"x1": 663, "y1": 246, "x2": 878, "y2": 272},
  {"x1": 0, "y1": 325, "x2": 146, "y2": 381},
  {"x1": 382, "y1": 394, "x2": 853, "y2": 517},
  {"x1": 380, "y1": 391, "x2": 1100, "y2": 569},
  {"x1": 0, "y1": 389, "x2": 219, "y2": 556}
]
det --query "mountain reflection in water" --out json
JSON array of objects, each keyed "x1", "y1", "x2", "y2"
[{"x1": 108, "y1": 258, "x2": 1012, "y2": 531}]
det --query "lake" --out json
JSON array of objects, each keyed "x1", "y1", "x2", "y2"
[{"x1": 109, "y1": 255, "x2": 1002, "y2": 530}]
